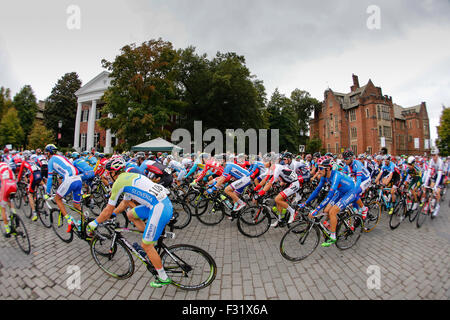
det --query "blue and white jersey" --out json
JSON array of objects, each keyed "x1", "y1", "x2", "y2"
[
  {"x1": 344, "y1": 159, "x2": 370, "y2": 188},
  {"x1": 222, "y1": 162, "x2": 250, "y2": 180},
  {"x1": 46, "y1": 155, "x2": 79, "y2": 194},
  {"x1": 167, "y1": 160, "x2": 185, "y2": 173}
]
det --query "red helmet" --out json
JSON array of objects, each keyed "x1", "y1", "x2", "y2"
[{"x1": 3, "y1": 148, "x2": 9, "y2": 154}]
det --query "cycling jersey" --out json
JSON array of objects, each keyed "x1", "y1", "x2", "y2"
[
  {"x1": 73, "y1": 158, "x2": 95, "y2": 182},
  {"x1": 146, "y1": 161, "x2": 173, "y2": 188},
  {"x1": 46, "y1": 155, "x2": 81, "y2": 200},
  {"x1": 221, "y1": 163, "x2": 250, "y2": 182},
  {"x1": 0, "y1": 162, "x2": 17, "y2": 207},
  {"x1": 268, "y1": 164, "x2": 298, "y2": 185},
  {"x1": 17, "y1": 160, "x2": 42, "y2": 193},
  {"x1": 108, "y1": 172, "x2": 172, "y2": 244},
  {"x1": 290, "y1": 160, "x2": 311, "y2": 183},
  {"x1": 343, "y1": 160, "x2": 370, "y2": 188},
  {"x1": 195, "y1": 159, "x2": 224, "y2": 183}
]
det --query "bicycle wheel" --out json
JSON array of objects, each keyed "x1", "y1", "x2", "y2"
[
  {"x1": 13, "y1": 215, "x2": 31, "y2": 254},
  {"x1": 389, "y1": 200, "x2": 406, "y2": 230},
  {"x1": 172, "y1": 200, "x2": 192, "y2": 230},
  {"x1": 416, "y1": 203, "x2": 428, "y2": 228},
  {"x1": 237, "y1": 205, "x2": 271, "y2": 238},
  {"x1": 161, "y1": 244, "x2": 217, "y2": 291},
  {"x1": 336, "y1": 214, "x2": 363, "y2": 250},
  {"x1": 408, "y1": 205, "x2": 420, "y2": 222},
  {"x1": 195, "y1": 199, "x2": 225, "y2": 226},
  {"x1": 90, "y1": 235, "x2": 135, "y2": 280},
  {"x1": 364, "y1": 200, "x2": 381, "y2": 233},
  {"x1": 50, "y1": 208, "x2": 73, "y2": 243},
  {"x1": 13, "y1": 189, "x2": 22, "y2": 209},
  {"x1": 279, "y1": 221, "x2": 320, "y2": 262},
  {"x1": 38, "y1": 207, "x2": 52, "y2": 228}
]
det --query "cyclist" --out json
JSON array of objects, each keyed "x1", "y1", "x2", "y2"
[
  {"x1": 88, "y1": 169, "x2": 173, "y2": 288},
  {"x1": 73, "y1": 156, "x2": 96, "y2": 188},
  {"x1": 166, "y1": 155, "x2": 187, "y2": 186},
  {"x1": 422, "y1": 148, "x2": 444, "y2": 216},
  {"x1": 299, "y1": 156, "x2": 357, "y2": 247},
  {"x1": 16, "y1": 151, "x2": 43, "y2": 221},
  {"x1": 0, "y1": 162, "x2": 18, "y2": 237},
  {"x1": 375, "y1": 154, "x2": 401, "y2": 215},
  {"x1": 403, "y1": 156, "x2": 422, "y2": 211},
  {"x1": 43, "y1": 144, "x2": 83, "y2": 232},
  {"x1": 342, "y1": 150, "x2": 370, "y2": 219}
]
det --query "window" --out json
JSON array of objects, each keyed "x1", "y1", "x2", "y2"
[
  {"x1": 349, "y1": 109, "x2": 356, "y2": 122},
  {"x1": 379, "y1": 126, "x2": 382, "y2": 137},
  {"x1": 380, "y1": 105, "x2": 390, "y2": 121},
  {"x1": 351, "y1": 145, "x2": 357, "y2": 154},
  {"x1": 409, "y1": 121, "x2": 412, "y2": 129},
  {"x1": 81, "y1": 110, "x2": 89, "y2": 122},
  {"x1": 327, "y1": 144, "x2": 331, "y2": 152},
  {"x1": 366, "y1": 108, "x2": 369, "y2": 118},
  {"x1": 416, "y1": 119, "x2": 419, "y2": 128},
  {"x1": 328, "y1": 99, "x2": 333, "y2": 107},
  {"x1": 80, "y1": 133, "x2": 87, "y2": 150},
  {"x1": 336, "y1": 143, "x2": 339, "y2": 153},
  {"x1": 94, "y1": 132, "x2": 100, "y2": 149},
  {"x1": 351, "y1": 127, "x2": 357, "y2": 139},
  {"x1": 367, "y1": 147, "x2": 372, "y2": 154},
  {"x1": 377, "y1": 105, "x2": 381, "y2": 120},
  {"x1": 96, "y1": 109, "x2": 101, "y2": 120},
  {"x1": 408, "y1": 135, "x2": 412, "y2": 142},
  {"x1": 334, "y1": 117, "x2": 338, "y2": 132},
  {"x1": 383, "y1": 126, "x2": 391, "y2": 138}
]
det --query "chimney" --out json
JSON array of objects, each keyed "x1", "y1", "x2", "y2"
[{"x1": 350, "y1": 74, "x2": 360, "y2": 92}]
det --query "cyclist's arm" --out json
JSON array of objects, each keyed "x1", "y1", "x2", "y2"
[
  {"x1": 314, "y1": 174, "x2": 340, "y2": 212},
  {"x1": 304, "y1": 177, "x2": 325, "y2": 206}
]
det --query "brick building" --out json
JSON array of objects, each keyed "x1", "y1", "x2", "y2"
[{"x1": 309, "y1": 74, "x2": 431, "y2": 156}]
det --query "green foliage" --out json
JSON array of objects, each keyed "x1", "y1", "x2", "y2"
[
  {"x1": 44, "y1": 72, "x2": 82, "y2": 147},
  {"x1": 13, "y1": 85, "x2": 38, "y2": 145},
  {"x1": 437, "y1": 106, "x2": 450, "y2": 157},
  {"x1": 0, "y1": 87, "x2": 12, "y2": 121},
  {"x1": 0, "y1": 107, "x2": 25, "y2": 148},
  {"x1": 27, "y1": 120, "x2": 55, "y2": 150},
  {"x1": 306, "y1": 136, "x2": 323, "y2": 154},
  {"x1": 99, "y1": 39, "x2": 182, "y2": 150}
]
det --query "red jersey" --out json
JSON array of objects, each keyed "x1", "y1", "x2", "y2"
[{"x1": 195, "y1": 159, "x2": 224, "y2": 183}]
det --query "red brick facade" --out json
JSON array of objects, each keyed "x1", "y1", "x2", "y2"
[{"x1": 310, "y1": 74, "x2": 431, "y2": 156}]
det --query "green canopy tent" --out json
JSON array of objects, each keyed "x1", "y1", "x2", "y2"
[{"x1": 131, "y1": 137, "x2": 182, "y2": 152}]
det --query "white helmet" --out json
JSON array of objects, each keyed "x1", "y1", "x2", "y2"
[
  {"x1": 407, "y1": 156, "x2": 415, "y2": 165},
  {"x1": 431, "y1": 148, "x2": 439, "y2": 155}
]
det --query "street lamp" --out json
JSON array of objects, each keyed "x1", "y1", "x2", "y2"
[{"x1": 58, "y1": 120, "x2": 63, "y2": 147}]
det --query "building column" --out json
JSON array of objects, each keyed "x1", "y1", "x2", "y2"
[
  {"x1": 104, "y1": 113, "x2": 112, "y2": 154},
  {"x1": 86, "y1": 100, "x2": 97, "y2": 152},
  {"x1": 73, "y1": 102, "x2": 82, "y2": 151}
]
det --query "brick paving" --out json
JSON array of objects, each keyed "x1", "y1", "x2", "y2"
[{"x1": 0, "y1": 196, "x2": 449, "y2": 300}]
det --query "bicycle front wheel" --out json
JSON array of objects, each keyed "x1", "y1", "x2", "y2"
[
  {"x1": 416, "y1": 204, "x2": 428, "y2": 228},
  {"x1": 364, "y1": 200, "x2": 381, "y2": 233},
  {"x1": 50, "y1": 208, "x2": 73, "y2": 243},
  {"x1": 161, "y1": 244, "x2": 217, "y2": 291},
  {"x1": 90, "y1": 235, "x2": 135, "y2": 280},
  {"x1": 195, "y1": 200, "x2": 224, "y2": 226},
  {"x1": 13, "y1": 215, "x2": 31, "y2": 254},
  {"x1": 336, "y1": 214, "x2": 363, "y2": 250},
  {"x1": 237, "y1": 205, "x2": 271, "y2": 238},
  {"x1": 389, "y1": 200, "x2": 406, "y2": 230},
  {"x1": 279, "y1": 221, "x2": 320, "y2": 262},
  {"x1": 172, "y1": 200, "x2": 192, "y2": 230},
  {"x1": 13, "y1": 189, "x2": 22, "y2": 209},
  {"x1": 38, "y1": 207, "x2": 52, "y2": 228}
]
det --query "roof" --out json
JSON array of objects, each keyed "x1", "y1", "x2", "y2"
[
  {"x1": 328, "y1": 85, "x2": 368, "y2": 110},
  {"x1": 75, "y1": 71, "x2": 112, "y2": 97},
  {"x1": 393, "y1": 104, "x2": 405, "y2": 120},
  {"x1": 131, "y1": 137, "x2": 182, "y2": 151}
]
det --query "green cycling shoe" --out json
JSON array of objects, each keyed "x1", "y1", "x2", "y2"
[
  {"x1": 321, "y1": 238, "x2": 337, "y2": 247},
  {"x1": 150, "y1": 277, "x2": 172, "y2": 288}
]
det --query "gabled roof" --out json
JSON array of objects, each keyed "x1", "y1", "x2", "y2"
[
  {"x1": 393, "y1": 104, "x2": 405, "y2": 120},
  {"x1": 327, "y1": 85, "x2": 368, "y2": 110},
  {"x1": 75, "y1": 71, "x2": 112, "y2": 97},
  {"x1": 131, "y1": 137, "x2": 182, "y2": 151}
]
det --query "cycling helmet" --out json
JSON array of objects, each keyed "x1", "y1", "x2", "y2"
[
  {"x1": 106, "y1": 157, "x2": 125, "y2": 171},
  {"x1": 135, "y1": 152, "x2": 145, "y2": 159},
  {"x1": 342, "y1": 149, "x2": 354, "y2": 160},
  {"x1": 317, "y1": 156, "x2": 333, "y2": 168},
  {"x1": 23, "y1": 150, "x2": 31, "y2": 159},
  {"x1": 313, "y1": 152, "x2": 321, "y2": 158},
  {"x1": 44, "y1": 144, "x2": 58, "y2": 155},
  {"x1": 383, "y1": 154, "x2": 391, "y2": 161},
  {"x1": 333, "y1": 159, "x2": 345, "y2": 171},
  {"x1": 407, "y1": 156, "x2": 415, "y2": 165},
  {"x1": 324, "y1": 152, "x2": 333, "y2": 158},
  {"x1": 295, "y1": 155, "x2": 302, "y2": 161},
  {"x1": 431, "y1": 148, "x2": 439, "y2": 155},
  {"x1": 72, "y1": 152, "x2": 80, "y2": 159},
  {"x1": 282, "y1": 152, "x2": 293, "y2": 159}
]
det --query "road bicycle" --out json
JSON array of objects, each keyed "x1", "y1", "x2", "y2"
[
  {"x1": 90, "y1": 213, "x2": 217, "y2": 291},
  {"x1": 0, "y1": 200, "x2": 31, "y2": 255},
  {"x1": 279, "y1": 205, "x2": 363, "y2": 262},
  {"x1": 416, "y1": 186, "x2": 439, "y2": 228}
]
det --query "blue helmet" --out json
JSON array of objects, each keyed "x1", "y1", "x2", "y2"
[{"x1": 45, "y1": 144, "x2": 58, "y2": 155}]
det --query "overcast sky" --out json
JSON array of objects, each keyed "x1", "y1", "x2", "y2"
[{"x1": 1, "y1": 0, "x2": 449, "y2": 143}]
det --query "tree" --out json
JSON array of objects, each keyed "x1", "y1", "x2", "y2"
[
  {"x1": 290, "y1": 89, "x2": 322, "y2": 146},
  {"x1": 99, "y1": 38, "x2": 183, "y2": 150},
  {"x1": 266, "y1": 89, "x2": 299, "y2": 152},
  {"x1": 0, "y1": 87, "x2": 12, "y2": 121},
  {"x1": 436, "y1": 106, "x2": 450, "y2": 157},
  {"x1": 27, "y1": 120, "x2": 55, "y2": 150},
  {"x1": 0, "y1": 107, "x2": 25, "y2": 148},
  {"x1": 306, "y1": 136, "x2": 323, "y2": 154},
  {"x1": 13, "y1": 85, "x2": 38, "y2": 146},
  {"x1": 44, "y1": 72, "x2": 82, "y2": 147},
  {"x1": 176, "y1": 48, "x2": 267, "y2": 133}
]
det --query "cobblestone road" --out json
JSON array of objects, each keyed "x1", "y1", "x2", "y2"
[{"x1": 1, "y1": 195, "x2": 449, "y2": 300}]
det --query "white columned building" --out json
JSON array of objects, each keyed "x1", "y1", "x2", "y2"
[{"x1": 74, "y1": 71, "x2": 115, "y2": 154}]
